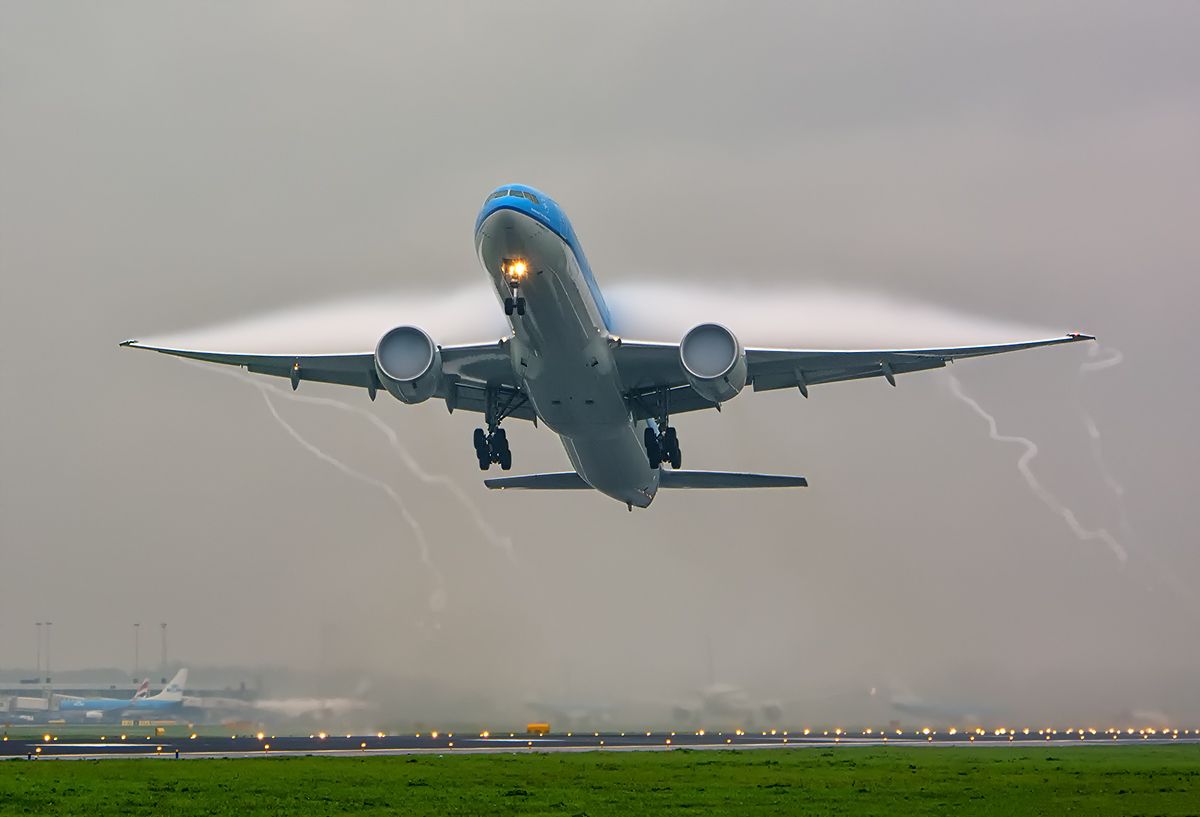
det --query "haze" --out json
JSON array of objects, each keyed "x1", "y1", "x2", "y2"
[{"x1": 2, "y1": 2, "x2": 1198, "y2": 726}]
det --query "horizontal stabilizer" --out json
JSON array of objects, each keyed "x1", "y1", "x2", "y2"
[
  {"x1": 484, "y1": 472, "x2": 591, "y2": 490},
  {"x1": 484, "y1": 471, "x2": 807, "y2": 490},
  {"x1": 659, "y1": 471, "x2": 807, "y2": 488}
]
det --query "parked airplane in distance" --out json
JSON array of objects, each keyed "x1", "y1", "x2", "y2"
[
  {"x1": 56, "y1": 669, "x2": 188, "y2": 721},
  {"x1": 123, "y1": 185, "x2": 1093, "y2": 509}
]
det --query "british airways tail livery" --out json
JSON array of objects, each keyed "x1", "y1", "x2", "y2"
[{"x1": 123, "y1": 185, "x2": 1092, "y2": 509}]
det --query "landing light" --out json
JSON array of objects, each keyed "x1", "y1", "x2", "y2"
[{"x1": 503, "y1": 259, "x2": 529, "y2": 284}]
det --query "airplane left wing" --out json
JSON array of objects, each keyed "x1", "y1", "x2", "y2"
[
  {"x1": 617, "y1": 333, "x2": 1094, "y2": 419},
  {"x1": 120, "y1": 339, "x2": 537, "y2": 421}
]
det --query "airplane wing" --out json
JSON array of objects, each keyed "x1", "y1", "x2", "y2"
[
  {"x1": 616, "y1": 333, "x2": 1094, "y2": 419},
  {"x1": 120, "y1": 339, "x2": 537, "y2": 422}
]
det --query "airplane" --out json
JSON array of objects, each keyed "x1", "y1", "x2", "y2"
[
  {"x1": 56, "y1": 669, "x2": 188, "y2": 720},
  {"x1": 122, "y1": 184, "x2": 1094, "y2": 509}
]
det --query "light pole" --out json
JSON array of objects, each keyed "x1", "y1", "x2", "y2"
[
  {"x1": 35, "y1": 622, "x2": 42, "y2": 681},
  {"x1": 44, "y1": 621, "x2": 52, "y2": 693}
]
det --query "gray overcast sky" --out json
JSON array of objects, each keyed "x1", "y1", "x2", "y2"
[{"x1": 2, "y1": 2, "x2": 1198, "y2": 722}]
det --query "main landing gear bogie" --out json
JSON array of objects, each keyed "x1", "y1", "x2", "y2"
[
  {"x1": 645, "y1": 424, "x2": 682, "y2": 470},
  {"x1": 474, "y1": 386, "x2": 527, "y2": 471},
  {"x1": 475, "y1": 427, "x2": 512, "y2": 471}
]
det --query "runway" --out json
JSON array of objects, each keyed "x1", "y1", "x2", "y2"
[{"x1": 4, "y1": 728, "x2": 1198, "y2": 760}]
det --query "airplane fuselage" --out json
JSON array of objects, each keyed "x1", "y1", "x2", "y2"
[{"x1": 475, "y1": 185, "x2": 659, "y2": 507}]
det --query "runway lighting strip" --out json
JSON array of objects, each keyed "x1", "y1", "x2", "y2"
[{"x1": 3, "y1": 723, "x2": 1199, "y2": 760}]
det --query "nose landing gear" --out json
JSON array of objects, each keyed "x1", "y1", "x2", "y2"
[
  {"x1": 501, "y1": 258, "x2": 529, "y2": 316},
  {"x1": 503, "y1": 296, "x2": 526, "y2": 316}
]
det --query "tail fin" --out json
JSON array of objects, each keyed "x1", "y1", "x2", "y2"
[
  {"x1": 150, "y1": 668, "x2": 188, "y2": 702},
  {"x1": 131, "y1": 679, "x2": 151, "y2": 700}
]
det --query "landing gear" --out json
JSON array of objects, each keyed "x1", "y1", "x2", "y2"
[
  {"x1": 645, "y1": 425, "x2": 681, "y2": 469},
  {"x1": 474, "y1": 426, "x2": 512, "y2": 470},
  {"x1": 473, "y1": 386, "x2": 526, "y2": 471},
  {"x1": 644, "y1": 388, "x2": 682, "y2": 469},
  {"x1": 501, "y1": 258, "x2": 529, "y2": 318}
]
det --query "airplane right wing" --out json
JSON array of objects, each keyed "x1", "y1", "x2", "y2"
[{"x1": 615, "y1": 333, "x2": 1094, "y2": 418}]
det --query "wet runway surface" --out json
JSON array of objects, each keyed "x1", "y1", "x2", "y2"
[{"x1": 5, "y1": 728, "x2": 1199, "y2": 760}]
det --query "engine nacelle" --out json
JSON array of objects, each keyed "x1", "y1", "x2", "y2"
[
  {"x1": 679, "y1": 323, "x2": 747, "y2": 404},
  {"x1": 374, "y1": 326, "x2": 442, "y2": 404}
]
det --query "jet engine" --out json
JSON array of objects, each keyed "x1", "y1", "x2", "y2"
[
  {"x1": 374, "y1": 326, "x2": 442, "y2": 404},
  {"x1": 679, "y1": 323, "x2": 747, "y2": 404}
]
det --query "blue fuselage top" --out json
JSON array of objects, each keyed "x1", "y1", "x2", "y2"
[{"x1": 474, "y1": 183, "x2": 612, "y2": 328}]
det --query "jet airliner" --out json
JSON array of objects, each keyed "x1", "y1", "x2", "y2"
[
  {"x1": 56, "y1": 669, "x2": 188, "y2": 721},
  {"x1": 123, "y1": 184, "x2": 1093, "y2": 509}
]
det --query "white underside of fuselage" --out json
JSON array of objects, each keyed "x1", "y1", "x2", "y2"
[{"x1": 475, "y1": 208, "x2": 659, "y2": 507}]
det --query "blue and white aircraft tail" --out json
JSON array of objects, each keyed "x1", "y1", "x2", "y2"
[
  {"x1": 55, "y1": 669, "x2": 188, "y2": 720},
  {"x1": 123, "y1": 184, "x2": 1093, "y2": 509},
  {"x1": 140, "y1": 668, "x2": 188, "y2": 707}
]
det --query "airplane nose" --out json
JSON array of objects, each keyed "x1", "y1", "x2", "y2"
[
  {"x1": 478, "y1": 206, "x2": 549, "y2": 262},
  {"x1": 480, "y1": 206, "x2": 533, "y2": 237}
]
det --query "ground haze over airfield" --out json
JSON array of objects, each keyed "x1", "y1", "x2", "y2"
[{"x1": 2, "y1": 1, "x2": 1199, "y2": 730}]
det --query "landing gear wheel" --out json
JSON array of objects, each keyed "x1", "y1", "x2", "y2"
[
  {"x1": 478, "y1": 454, "x2": 491, "y2": 471},
  {"x1": 498, "y1": 448, "x2": 512, "y2": 470},
  {"x1": 515, "y1": 297, "x2": 526, "y2": 316},
  {"x1": 503, "y1": 297, "x2": 515, "y2": 316},
  {"x1": 663, "y1": 427, "x2": 681, "y2": 469},
  {"x1": 644, "y1": 427, "x2": 662, "y2": 469},
  {"x1": 473, "y1": 428, "x2": 488, "y2": 456}
]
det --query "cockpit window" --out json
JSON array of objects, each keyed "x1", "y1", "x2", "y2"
[{"x1": 486, "y1": 189, "x2": 540, "y2": 205}]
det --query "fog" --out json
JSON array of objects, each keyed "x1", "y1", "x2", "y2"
[{"x1": 2, "y1": 1, "x2": 1198, "y2": 729}]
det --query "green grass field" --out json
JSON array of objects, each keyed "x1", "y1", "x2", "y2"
[{"x1": 2, "y1": 746, "x2": 1198, "y2": 816}]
